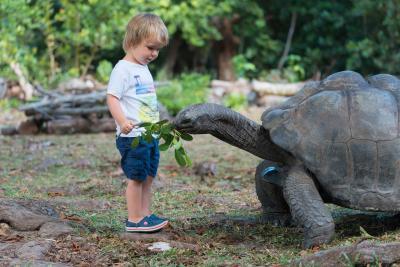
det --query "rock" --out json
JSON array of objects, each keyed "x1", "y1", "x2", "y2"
[
  {"x1": 121, "y1": 233, "x2": 200, "y2": 252},
  {"x1": 39, "y1": 222, "x2": 74, "y2": 238},
  {"x1": 148, "y1": 241, "x2": 172, "y2": 251},
  {"x1": 0, "y1": 199, "x2": 55, "y2": 231},
  {"x1": 193, "y1": 161, "x2": 217, "y2": 181},
  {"x1": 2, "y1": 259, "x2": 72, "y2": 267},
  {"x1": 0, "y1": 223, "x2": 11, "y2": 237},
  {"x1": 16, "y1": 240, "x2": 54, "y2": 260}
]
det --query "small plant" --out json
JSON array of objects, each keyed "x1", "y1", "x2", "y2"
[{"x1": 131, "y1": 120, "x2": 193, "y2": 167}]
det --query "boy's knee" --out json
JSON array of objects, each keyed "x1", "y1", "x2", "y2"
[{"x1": 127, "y1": 179, "x2": 143, "y2": 186}]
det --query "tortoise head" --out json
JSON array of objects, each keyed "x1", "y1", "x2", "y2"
[{"x1": 173, "y1": 103, "x2": 220, "y2": 134}]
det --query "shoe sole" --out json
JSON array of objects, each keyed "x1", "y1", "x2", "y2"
[{"x1": 126, "y1": 220, "x2": 168, "y2": 233}]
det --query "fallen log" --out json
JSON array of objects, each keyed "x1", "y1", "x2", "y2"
[
  {"x1": 292, "y1": 240, "x2": 400, "y2": 266},
  {"x1": 252, "y1": 80, "x2": 305, "y2": 96},
  {"x1": 20, "y1": 90, "x2": 107, "y2": 116},
  {"x1": 9, "y1": 61, "x2": 34, "y2": 100},
  {"x1": 46, "y1": 117, "x2": 115, "y2": 134}
]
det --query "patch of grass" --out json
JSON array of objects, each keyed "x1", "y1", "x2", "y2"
[{"x1": 71, "y1": 208, "x2": 126, "y2": 234}]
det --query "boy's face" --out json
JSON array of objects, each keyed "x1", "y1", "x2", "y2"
[{"x1": 129, "y1": 38, "x2": 164, "y2": 65}]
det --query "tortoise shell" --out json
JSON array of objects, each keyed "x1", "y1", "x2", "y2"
[{"x1": 262, "y1": 71, "x2": 400, "y2": 211}]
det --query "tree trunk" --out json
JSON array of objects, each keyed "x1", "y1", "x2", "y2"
[
  {"x1": 161, "y1": 36, "x2": 182, "y2": 79},
  {"x1": 214, "y1": 16, "x2": 240, "y2": 81},
  {"x1": 277, "y1": 12, "x2": 297, "y2": 71}
]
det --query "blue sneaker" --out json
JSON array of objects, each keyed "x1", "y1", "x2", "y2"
[
  {"x1": 147, "y1": 214, "x2": 168, "y2": 224},
  {"x1": 125, "y1": 217, "x2": 168, "y2": 233}
]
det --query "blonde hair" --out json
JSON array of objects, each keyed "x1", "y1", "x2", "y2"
[{"x1": 123, "y1": 13, "x2": 169, "y2": 53}]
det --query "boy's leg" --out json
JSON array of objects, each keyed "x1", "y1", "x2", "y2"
[
  {"x1": 126, "y1": 179, "x2": 144, "y2": 222},
  {"x1": 142, "y1": 175, "x2": 154, "y2": 216}
]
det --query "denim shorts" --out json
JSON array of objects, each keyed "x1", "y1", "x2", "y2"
[{"x1": 116, "y1": 136, "x2": 160, "y2": 181}]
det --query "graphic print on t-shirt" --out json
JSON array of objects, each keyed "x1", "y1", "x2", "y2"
[
  {"x1": 134, "y1": 75, "x2": 155, "y2": 95},
  {"x1": 132, "y1": 74, "x2": 159, "y2": 122},
  {"x1": 138, "y1": 95, "x2": 159, "y2": 122}
]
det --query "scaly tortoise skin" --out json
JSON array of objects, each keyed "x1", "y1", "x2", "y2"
[{"x1": 173, "y1": 71, "x2": 400, "y2": 248}]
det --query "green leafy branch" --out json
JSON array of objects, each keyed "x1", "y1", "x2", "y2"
[{"x1": 130, "y1": 120, "x2": 193, "y2": 167}]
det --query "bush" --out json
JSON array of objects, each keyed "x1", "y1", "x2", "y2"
[
  {"x1": 96, "y1": 60, "x2": 113, "y2": 84},
  {"x1": 0, "y1": 98, "x2": 22, "y2": 110},
  {"x1": 223, "y1": 92, "x2": 247, "y2": 110},
  {"x1": 157, "y1": 73, "x2": 210, "y2": 116}
]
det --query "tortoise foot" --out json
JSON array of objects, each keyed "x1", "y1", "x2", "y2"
[
  {"x1": 261, "y1": 212, "x2": 292, "y2": 227},
  {"x1": 303, "y1": 223, "x2": 335, "y2": 249}
]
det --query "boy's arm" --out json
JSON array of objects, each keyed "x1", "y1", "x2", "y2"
[{"x1": 107, "y1": 94, "x2": 135, "y2": 134}]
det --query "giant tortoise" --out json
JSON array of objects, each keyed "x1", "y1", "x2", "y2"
[{"x1": 173, "y1": 71, "x2": 400, "y2": 248}]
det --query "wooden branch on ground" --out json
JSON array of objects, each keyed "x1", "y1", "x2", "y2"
[
  {"x1": 20, "y1": 90, "x2": 107, "y2": 116},
  {"x1": 9, "y1": 61, "x2": 34, "y2": 100},
  {"x1": 293, "y1": 240, "x2": 400, "y2": 266}
]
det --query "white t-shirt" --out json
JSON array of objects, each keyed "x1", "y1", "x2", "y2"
[{"x1": 107, "y1": 60, "x2": 159, "y2": 137}]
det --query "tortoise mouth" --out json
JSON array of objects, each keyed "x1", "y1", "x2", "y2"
[{"x1": 173, "y1": 118, "x2": 195, "y2": 132}]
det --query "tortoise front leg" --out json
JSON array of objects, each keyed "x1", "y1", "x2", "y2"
[
  {"x1": 283, "y1": 164, "x2": 335, "y2": 248},
  {"x1": 255, "y1": 160, "x2": 291, "y2": 226}
]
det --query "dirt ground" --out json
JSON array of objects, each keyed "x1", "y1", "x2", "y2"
[{"x1": 1, "y1": 107, "x2": 400, "y2": 266}]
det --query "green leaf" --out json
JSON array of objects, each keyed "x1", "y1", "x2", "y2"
[
  {"x1": 174, "y1": 149, "x2": 187, "y2": 166},
  {"x1": 159, "y1": 142, "x2": 170, "y2": 151},
  {"x1": 161, "y1": 123, "x2": 173, "y2": 135},
  {"x1": 150, "y1": 123, "x2": 160, "y2": 132},
  {"x1": 180, "y1": 132, "x2": 193, "y2": 141},
  {"x1": 160, "y1": 133, "x2": 174, "y2": 146},
  {"x1": 144, "y1": 133, "x2": 153, "y2": 143},
  {"x1": 156, "y1": 119, "x2": 169, "y2": 125},
  {"x1": 184, "y1": 153, "x2": 192, "y2": 166},
  {"x1": 140, "y1": 122, "x2": 152, "y2": 127},
  {"x1": 130, "y1": 137, "x2": 140, "y2": 148},
  {"x1": 174, "y1": 139, "x2": 183, "y2": 150}
]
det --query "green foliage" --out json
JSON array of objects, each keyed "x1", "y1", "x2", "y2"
[
  {"x1": 2, "y1": 0, "x2": 400, "y2": 88},
  {"x1": 96, "y1": 60, "x2": 113, "y2": 84},
  {"x1": 0, "y1": 98, "x2": 22, "y2": 110},
  {"x1": 282, "y1": 55, "x2": 305, "y2": 82},
  {"x1": 232, "y1": 54, "x2": 256, "y2": 78},
  {"x1": 0, "y1": 0, "x2": 129, "y2": 87},
  {"x1": 157, "y1": 73, "x2": 210, "y2": 116},
  {"x1": 223, "y1": 92, "x2": 247, "y2": 111},
  {"x1": 131, "y1": 120, "x2": 193, "y2": 167}
]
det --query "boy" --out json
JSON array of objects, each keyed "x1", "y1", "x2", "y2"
[{"x1": 107, "y1": 13, "x2": 169, "y2": 233}]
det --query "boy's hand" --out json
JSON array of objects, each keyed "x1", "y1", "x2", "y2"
[{"x1": 120, "y1": 120, "x2": 136, "y2": 134}]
